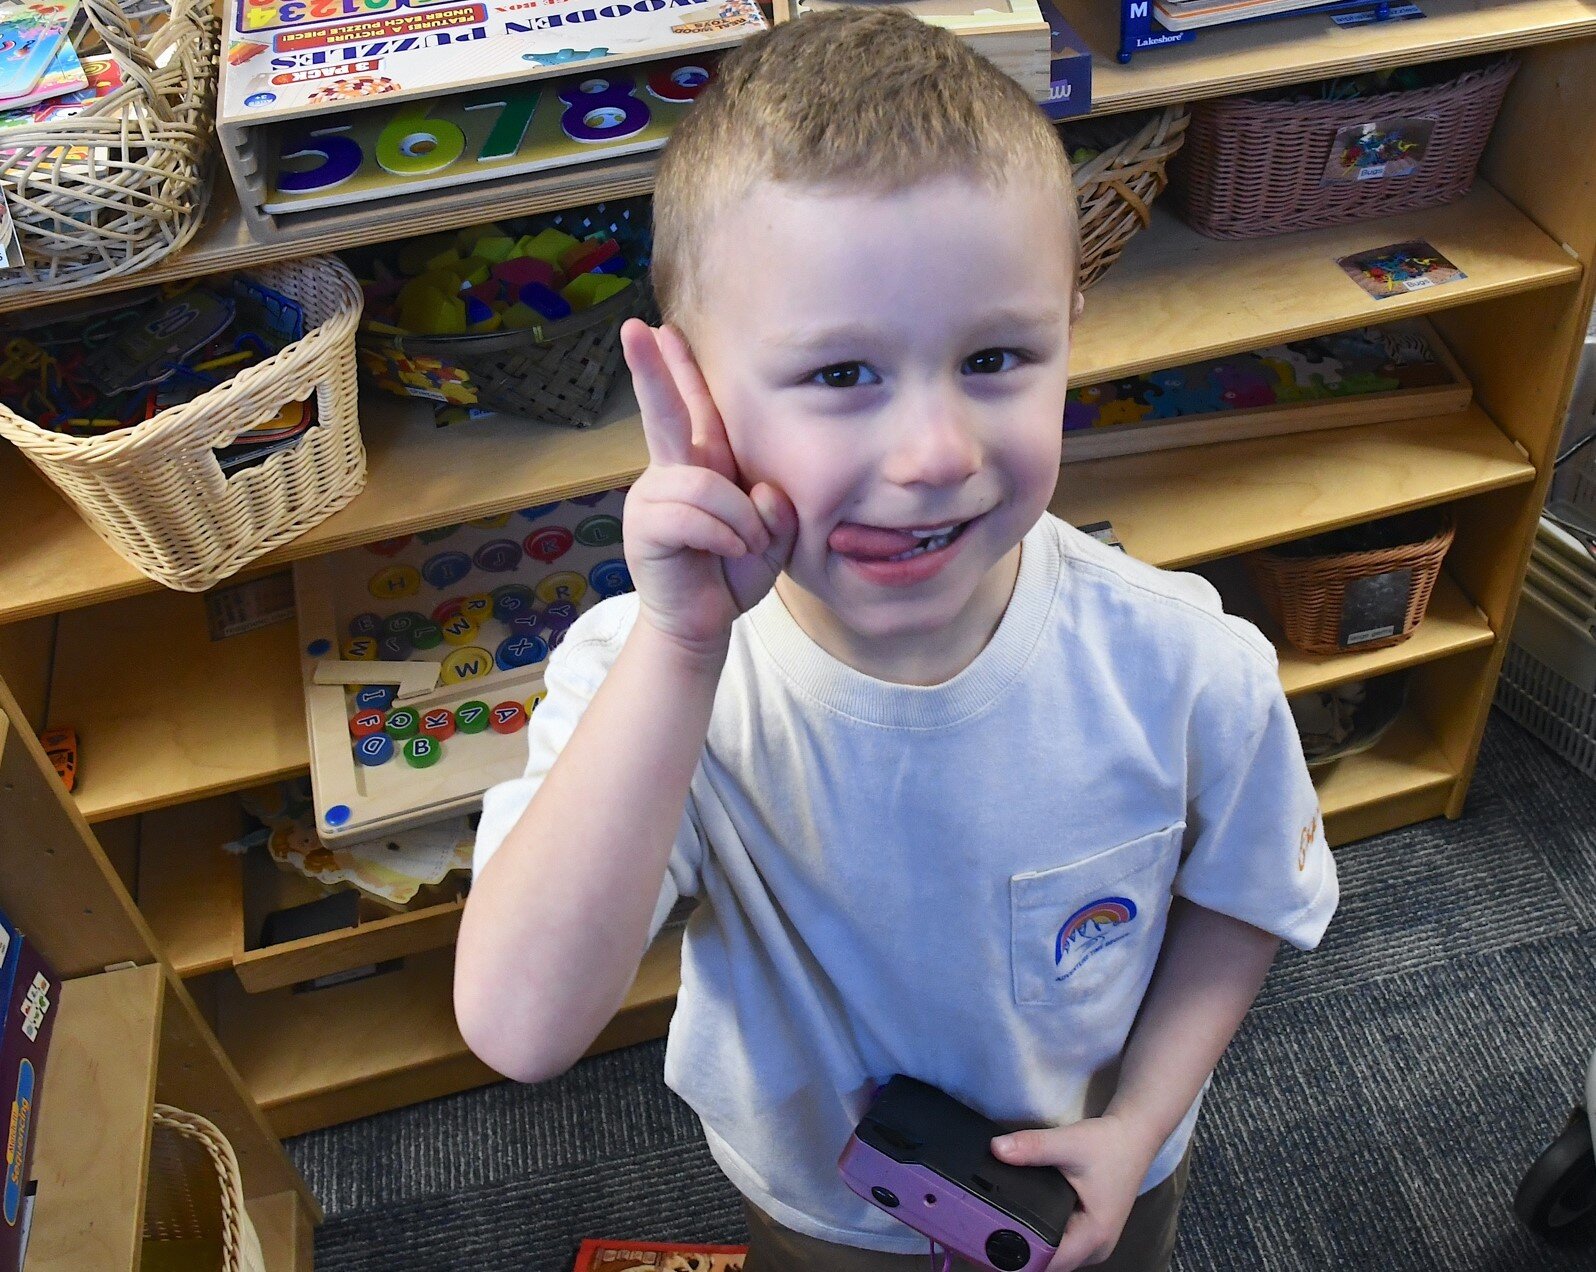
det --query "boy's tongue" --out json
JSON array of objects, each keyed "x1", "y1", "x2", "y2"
[{"x1": 828, "y1": 522, "x2": 925, "y2": 560}]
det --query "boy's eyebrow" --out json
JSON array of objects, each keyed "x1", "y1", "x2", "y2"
[{"x1": 769, "y1": 307, "x2": 1067, "y2": 352}]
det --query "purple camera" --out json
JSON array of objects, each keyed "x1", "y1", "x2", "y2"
[{"x1": 838, "y1": 1076, "x2": 1077, "y2": 1271}]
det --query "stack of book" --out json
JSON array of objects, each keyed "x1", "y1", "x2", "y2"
[
  {"x1": 1151, "y1": 0, "x2": 1328, "y2": 30},
  {"x1": 0, "y1": 0, "x2": 122, "y2": 147}
]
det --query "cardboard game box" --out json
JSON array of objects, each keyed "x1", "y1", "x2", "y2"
[
  {"x1": 0, "y1": 910, "x2": 59, "y2": 1272},
  {"x1": 1038, "y1": 0, "x2": 1091, "y2": 119},
  {"x1": 572, "y1": 1240, "x2": 748, "y2": 1270}
]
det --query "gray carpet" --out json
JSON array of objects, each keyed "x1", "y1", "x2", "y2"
[{"x1": 287, "y1": 710, "x2": 1596, "y2": 1270}]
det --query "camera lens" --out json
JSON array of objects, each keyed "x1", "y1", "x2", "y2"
[
  {"x1": 985, "y1": 1229, "x2": 1030, "y2": 1270},
  {"x1": 870, "y1": 1186, "x2": 900, "y2": 1208}
]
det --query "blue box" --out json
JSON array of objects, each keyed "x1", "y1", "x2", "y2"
[
  {"x1": 0, "y1": 911, "x2": 58, "y2": 1272},
  {"x1": 1039, "y1": 0, "x2": 1093, "y2": 119}
]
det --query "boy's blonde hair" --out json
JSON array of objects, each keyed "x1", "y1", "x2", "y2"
[{"x1": 651, "y1": 7, "x2": 1079, "y2": 326}]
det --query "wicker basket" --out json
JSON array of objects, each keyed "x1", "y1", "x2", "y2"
[
  {"x1": 0, "y1": 0, "x2": 220, "y2": 292},
  {"x1": 0, "y1": 255, "x2": 365, "y2": 592},
  {"x1": 355, "y1": 198, "x2": 654, "y2": 426},
  {"x1": 143, "y1": 1104, "x2": 266, "y2": 1272},
  {"x1": 359, "y1": 277, "x2": 654, "y2": 425},
  {"x1": 1245, "y1": 509, "x2": 1455, "y2": 656},
  {"x1": 1064, "y1": 104, "x2": 1190, "y2": 290},
  {"x1": 1174, "y1": 56, "x2": 1517, "y2": 240}
]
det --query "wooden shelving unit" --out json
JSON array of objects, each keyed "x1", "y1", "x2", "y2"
[
  {"x1": 0, "y1": 0, "x2": 1591, "y2": 1150},
  {"x1": 0, "y1": 684, "x2": 320, "y2": 1269},
  {"x1": 0, "y1": 179, "x2": 1575, "y2": 626}
]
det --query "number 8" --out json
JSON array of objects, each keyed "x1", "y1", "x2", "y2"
[{"x1": 557, "y1": 77, "x2": 650, "y2": 144}]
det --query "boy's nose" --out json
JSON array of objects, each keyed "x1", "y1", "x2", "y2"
[{"x1": 880, "y1": 397, "x2": 981, "y2": 488}]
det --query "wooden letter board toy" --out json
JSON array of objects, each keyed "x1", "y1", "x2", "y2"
[
  {"x1": 294, "y1": 487, "x2": 630, "y2": 842},
  {"x1": 217, "y1": 0, "x2": 767, "y2": 240},
  {"x1": 772, "y1": 0, "x2": 1050, "y2": 101}
]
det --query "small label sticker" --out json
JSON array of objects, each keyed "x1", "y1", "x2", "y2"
[
  {"x1": 1341, "y1": 568, "x2": 1413, "y2": 646},
  {"x1": 205, "y1": 570, "x2": 296, "y2": 640},
  {"x1": 1322, "y1": 116, "x2": 1435, "y2": 184}
]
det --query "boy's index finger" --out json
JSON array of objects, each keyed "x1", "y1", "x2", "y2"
[
  {"x1": 655, "y1": 324, "x2": 738, "y2": 483},
  {"x1": 621, "y1": 319, "x2": 694, "y2": 467}
]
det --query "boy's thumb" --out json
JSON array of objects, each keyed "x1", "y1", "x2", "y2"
[
  {"x1": 750, "y1": 482, "x2": 798, "y2": 572},
  {"x1": 990, "y1": 1127, "x2": 1071, "y2": 1168}
]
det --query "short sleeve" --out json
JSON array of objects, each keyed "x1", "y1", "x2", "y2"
[
  {"x1": 471, "y1": 595, "x2": 703, "y2": 940},
  {"x1": 1173, "y1": 629, "x2": 1339, "y2": 951}
]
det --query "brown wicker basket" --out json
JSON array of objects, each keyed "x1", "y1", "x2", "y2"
[
  {"x1": 1174, "y1": 57, "x2": 1517, "y2": 240},
  {"x1": 0, "y1": 255, "x2": 365, "y2": 591},
  {"x1": 1064, "y1": 104, "x2": 1191, "y2": 289},
  {"x1": 0, "y1": 0, "x2": 219, "y2": 292},
  {"x1": 1245, "y1": 509, "x2": 1455, "y2": 656},
  {"x1": 143, "y1": 1104, "x2": 266, "y2": 1272}
]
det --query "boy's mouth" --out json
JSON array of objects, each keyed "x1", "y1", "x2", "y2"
[{"x1": 827, "y1": 517, "x2": 977, "y2": 562}]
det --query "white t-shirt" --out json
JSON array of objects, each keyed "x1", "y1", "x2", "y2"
[{"x1": 474, "y1": 512, "x2": 1338, "y2": 1253}]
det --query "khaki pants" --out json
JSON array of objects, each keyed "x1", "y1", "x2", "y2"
[{"x1": 740, "y1": 1152, "x2": 1190, "y2": 1272}]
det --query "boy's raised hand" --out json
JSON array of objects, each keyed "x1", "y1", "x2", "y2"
[
  {"x1": 620, "y1": 319, "x2": 797, "y2": 659},
  {"x1": 990, "y1": 1117, "x2": 1161, "y2": 1271}
]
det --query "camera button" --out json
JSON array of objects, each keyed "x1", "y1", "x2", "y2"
[{"x1": 985, "y1": 1229, "x2": 1031, "y2": 1270}]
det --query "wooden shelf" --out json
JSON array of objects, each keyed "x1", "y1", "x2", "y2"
[
  {"x1": 27, "y1": 964, "x2": 161, "y2": 1272},
  {"x1": 1069, "y1": 0, "x2": 1596, "y2": 117},
  {"x1": 1316, "y1": 710, "x2": 1456, "y2": 844},
  {"x1": 0, "y1": 382, "x2": 649, "y2": 627},
  {"x1": 1264, "y1": 570, "x2": 1495, "y2": 697},
  {"x1": 1071, "y1": 181, "x2": 1580, "y2": 388},
  {"x1": 1051, "y1": 403, "x2": 1535, "y2": 569},
  {"x1": 0, "y1": 178, "x2": 1574, "y2": 626},
  {"x1": 44, "y1": 400, "x2": 1529, "y2": 824},
  {"x1": 52, "y1": 590, "x2": 305, "y2": 824},
  {"x1": 216, "y1": 925, "x2": 684, "y2": 1137},
  {"x1": 139, "y1": 796, "x2": 247, "y2": 978},
  {"x1": 0, "y1": 0, "x2": 1579, "y2": 321}
]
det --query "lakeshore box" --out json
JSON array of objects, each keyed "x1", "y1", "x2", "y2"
[{"x1": 0, "y1": 910, "x2": 59, "y2": 1272}]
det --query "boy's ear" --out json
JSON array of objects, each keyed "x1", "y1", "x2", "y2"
[{"x1": 1069, "y1": 288, "x2": 1085, "y2": 328}]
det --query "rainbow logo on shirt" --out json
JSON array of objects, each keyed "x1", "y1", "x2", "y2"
[{"x1": 1054, "y1": 896, "x2": 1138, "y2": 982}]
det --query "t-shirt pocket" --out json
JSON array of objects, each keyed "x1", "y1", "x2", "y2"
[{"x1": 1009, "y1": 822, "x2": 1185, "y2": 1009}]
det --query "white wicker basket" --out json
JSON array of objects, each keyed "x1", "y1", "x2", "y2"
[
  {"x1": 0, "y1": 0, "x2": 220, "y2": 291},
  {"x1": 144, "y1": 1104, "x2": 267, "y2": 1272},
  {"x1": 0, "y1": 255, "x2": 365, "y2": 591}
]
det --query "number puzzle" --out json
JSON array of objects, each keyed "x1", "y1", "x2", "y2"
[
  {"x1": 217, "y1": 0, "x2": 765, "y2": 237},
  {"x1": 294, "y1": 487, "x2": 631, "y2": 842}
]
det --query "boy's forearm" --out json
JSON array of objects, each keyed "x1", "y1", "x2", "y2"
[
  {"x1": 1104, "y1": 899, "x2": 1280, "y2": 1158},
  {"x1": 454, "y1": 619, "x2": 725, "y2": 1083}
]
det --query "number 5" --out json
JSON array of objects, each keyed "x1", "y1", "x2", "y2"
[{"x1": 275, "y1": 123, "x2": 363, "y2": 193}]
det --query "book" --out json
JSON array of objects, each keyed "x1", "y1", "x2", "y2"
[
  {"x1": 0, "y1": 0, "x2": 79, "y2": 103},
  {"x1": 570, "y1": 1239, "x2": 748, "y2": 1271},
  {"x1": 220, "y1": 0, "x2": 765, "y2": 128},
  {"x1": 0, "y1": 37, "x2": 83, "y2": 113},
  {"x1": 1152, "y1": 0, "x2": 1327, "y2": 30},
  {"x1": 0, "y1": 51, "x2": 118, "y2": 144}
]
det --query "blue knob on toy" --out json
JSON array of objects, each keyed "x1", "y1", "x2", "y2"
[
  {"x1": 496, "y1": 632, "x2": 549, "y2": 670},
  {"x1": 589, "y1": 558, "x2": 633, "y2": 597},
  {"x1": 355, "y1": 734, "x2": 395, "y2": 767}
]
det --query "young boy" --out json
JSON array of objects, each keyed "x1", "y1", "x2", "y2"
[{"x1": 455, "y1": 10, "x2": 1338, "y2": 1271}]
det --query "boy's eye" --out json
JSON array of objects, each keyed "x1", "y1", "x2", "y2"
[
  {"x1": 809, "y1": 362, "x2": 880, "y2": 389},
  {"x1": 962, "y1": 348, "x2": 1023, "y2": 375}
]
